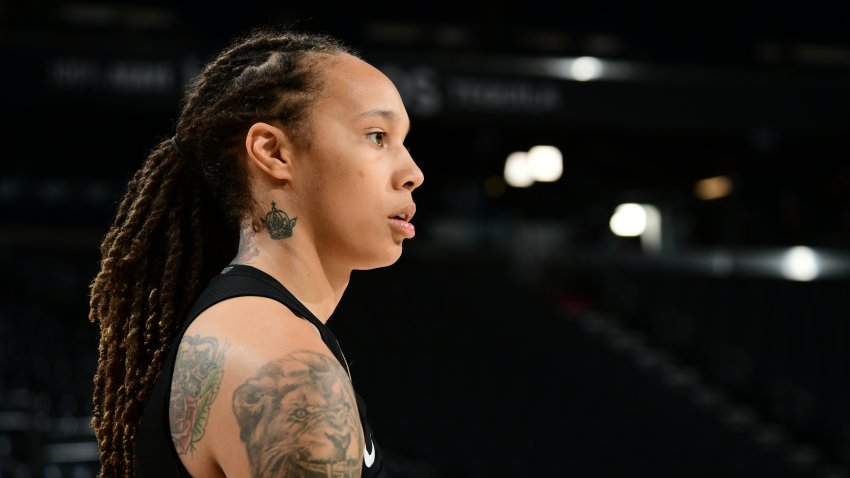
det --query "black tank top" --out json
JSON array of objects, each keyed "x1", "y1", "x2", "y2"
[{"x1": 134, "y1": 264, "x2": 387, "y2": 477}]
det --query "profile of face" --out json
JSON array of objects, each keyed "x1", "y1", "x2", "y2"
[
  {"x1": 294, "y1": 53, "x2": 425, "y2": 270},
  {"x1": 232, "y1": 351, "x2": 361, "y2": 477}
]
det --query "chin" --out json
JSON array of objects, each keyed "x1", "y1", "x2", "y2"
[{"x1": 354, "y1": 245, "x2": 404, "y2": 271}]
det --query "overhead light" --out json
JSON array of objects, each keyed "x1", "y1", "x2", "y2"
[
  {"x1": 503, "y1": 152, "x2": 534, "y2": 188},
  {"x1": 527, "y1": 145, "x2": 563, "y2": 182},
  {"x1": 503, "y1": 145, "x2": 563, "y2": 188},
  {"x1": 571, "y1": 57, "x2": 603, "y2": 81},
  {"x1": 610, "y1": 203, "x2": 662, "y2": 254},
  {"x1": 781, "y1": 246, "x2": 819, "y2": 281},
  {"x1": 610, "y1": 203, "x2": 647, "y2": 237}
]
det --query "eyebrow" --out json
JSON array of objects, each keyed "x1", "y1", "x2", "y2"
[{"x1": 357, "y1": 109, "x2": 411, "y2": 134}]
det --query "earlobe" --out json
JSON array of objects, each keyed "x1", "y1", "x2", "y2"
[{"x1": 245, "y1": 122, "x2": 293, "y2": 181}]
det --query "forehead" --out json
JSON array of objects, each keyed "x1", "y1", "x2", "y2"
[{"x1": 312, "y1": 53, "x2": 409, "y2": 129}]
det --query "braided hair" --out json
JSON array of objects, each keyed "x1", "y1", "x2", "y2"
[{"x1": 87, "y1": 27, "x2": 357, "y2": 476}]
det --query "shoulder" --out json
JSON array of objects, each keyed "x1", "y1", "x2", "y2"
[
  {"x1": 169, "y1": 296, "x2": 364, "y2": 477},
  {"x1": 187, "y1": 295, "x2": 322, "y2": 354}
]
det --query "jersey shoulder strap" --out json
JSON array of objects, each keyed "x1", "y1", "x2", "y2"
[{"x1": 184, "y1": 265, "x2": 347, "y2": 370}]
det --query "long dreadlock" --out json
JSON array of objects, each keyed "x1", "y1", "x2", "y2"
[{"x1": 87, "y1": 27, "x2": 357, "y2": 476}]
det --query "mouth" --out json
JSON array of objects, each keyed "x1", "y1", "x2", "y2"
[
  {"x1": 388, "y1": 203, "x2": 416, "y2": 223},
  {"x1": 387, "y1": 203, "x2": 417, "y2": 239}
]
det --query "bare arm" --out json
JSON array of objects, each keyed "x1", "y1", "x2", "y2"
[
  {"x1": 169, "y1": 297, "x2": 363, "y2": 478},
  {"x1": 170, "y1": 335, "x2": 228, "y2": 456},
  {"x1": 232, "y1": 350, "x2": 363, "y2": 477}
]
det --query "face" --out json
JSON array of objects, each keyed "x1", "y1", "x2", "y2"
[{"x1": 294, "y1": 53, "x2": 424, "y2": 270}]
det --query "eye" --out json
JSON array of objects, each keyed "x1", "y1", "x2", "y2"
[
  {"x1": 288, "y1": 407, "x2": 309, "y2": 422},
  {"x1": 366, "y1": 132, "x2": 385, "y2": 147}
]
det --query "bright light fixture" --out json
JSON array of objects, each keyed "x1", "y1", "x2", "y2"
[
  {"x1": 571, "y1": 57, "x2": 603, "y2": 81},
  {"x1": 610, "y1": 203, "x2": 648, "y2": 237},
  {"x1": 781, "y1": 246, "x2": 819, "y2": 281},
  {"x1": 503, "y1": 151, "x2": 534, "y2": 188},
  {"x1": 527, "y1": 145, "x2": 563, "y2": 182}
]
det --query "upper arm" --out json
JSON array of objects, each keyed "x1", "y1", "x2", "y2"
[
  {"x1": 229, "y1": 349, "x2": 363, "y2": 477},
  {"x1": 170, "y1": 297, "x2": 364, "y2": 478}
]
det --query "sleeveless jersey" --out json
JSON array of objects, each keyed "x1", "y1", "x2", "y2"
[{"x1": 134, "y1": 264, "x2": 387, "y2": 477}]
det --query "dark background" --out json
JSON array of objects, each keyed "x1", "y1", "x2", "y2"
[{"x1": 1, "y1": 2, "x2": 850, "y2": 477}]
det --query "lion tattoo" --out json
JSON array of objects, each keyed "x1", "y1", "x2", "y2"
[{"x1": 232, "y1": 350, "x2": 362, "y2": 477}]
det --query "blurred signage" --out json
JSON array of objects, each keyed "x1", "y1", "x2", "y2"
[
  {"x1": 445, "y1": 76, "x2": 561, "y2": 113},
  {"x1": 10, "y1": 49, "x2": 568, "y2": 117},
  {"x1": 379, "y1": 64, "x2": 563, "y2": 117},
  {"x1": 0, "y1": 47, "x2": 203, "y2": 104},
  {"x1": 3, "y1": 45, "x2": 846, "y2": 129},
  {"x1": 48, "y1": 58, "x2": 176, "y2": 93}
]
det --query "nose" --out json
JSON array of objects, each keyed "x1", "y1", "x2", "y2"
[{"x1": 396, "y1": 148, "x2": 424, "y2": 191}]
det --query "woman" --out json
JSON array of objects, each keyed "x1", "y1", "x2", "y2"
[{"x1": 88, "y1": 27, "x2": 423, "y2": 477}]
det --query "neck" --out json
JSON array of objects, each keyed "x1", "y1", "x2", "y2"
[{"x1": 229, "y1": 222, "x2": 350, "y2": 324}]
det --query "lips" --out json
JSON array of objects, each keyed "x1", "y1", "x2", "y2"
[
  {"x1": 388, "y1": 203, "x2": 417, "y2": 239},
  {"x1": 388, "y1": 203, "x2": 416, "y2": 223}
]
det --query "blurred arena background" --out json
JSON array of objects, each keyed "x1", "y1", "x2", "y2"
[{"x1": 1, "y1": 2, "x2": 849, "y2": 477}]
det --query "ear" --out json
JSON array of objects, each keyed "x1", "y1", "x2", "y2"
[{"x1": 244, "y1": 122, "x2": 295, "y2": 181}]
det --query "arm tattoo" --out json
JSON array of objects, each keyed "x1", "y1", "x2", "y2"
[
  {"x1": 232, "y1": 350, "x2": 363, "y2": 478},
  {"x1": 169, "y1": 335, "x2": 228, "y2": 455},
  {"x1": 233, "y1": 224, "x2": 260, "y2": 264},
  {"x1": 261, "y1": 201, "x2": 297, "y2": 239}
]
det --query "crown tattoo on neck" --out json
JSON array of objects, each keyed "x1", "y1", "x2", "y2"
[{"x1": 260, "y1": 201, "x2": 297, "y2": 239}]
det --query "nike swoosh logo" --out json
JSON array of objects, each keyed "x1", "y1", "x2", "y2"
[{"x1": 364, "y1": 440, "x2": 375, "y2": 468}]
